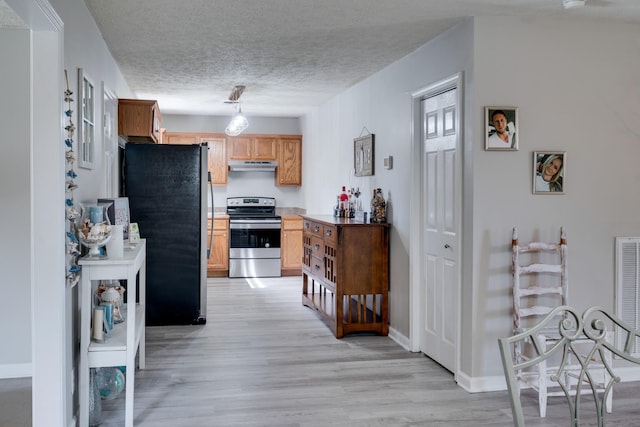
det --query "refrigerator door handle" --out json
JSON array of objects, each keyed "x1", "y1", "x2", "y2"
[{"x1": 207, "y1": 171, "x2": 214, "y2": 259}]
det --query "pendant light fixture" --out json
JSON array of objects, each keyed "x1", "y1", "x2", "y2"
[
  {"x1": 224, "y1": 85, "x2": 249, "y2": 136},
  {"x1": 225, "y1": 103, "x2": 249, "y2": 136}
]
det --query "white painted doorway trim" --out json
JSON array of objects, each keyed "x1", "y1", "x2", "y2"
[
  {"x1": 5, "y1": 0, "x2": 67, "y2": 425},
  {"x1": 409, "y1": 72, "x2": 463, "y2": 381}
]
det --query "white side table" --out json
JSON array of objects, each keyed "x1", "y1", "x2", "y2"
[{"x1": 78, "y1": 239, "x2": 146, "y2": 427}]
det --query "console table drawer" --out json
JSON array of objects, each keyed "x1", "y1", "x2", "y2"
[
  {"x1": 310, "y1": 236, "x2": 324, "y2": 257},
  {"x1": 303, "y1": 219, "x2": 324, "y2": 237},
  {"x1": 323, "y1": 225, "x2": 337, "y2": 242}
]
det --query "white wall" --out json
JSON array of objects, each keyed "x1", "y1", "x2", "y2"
[
  {"x1": 300, "y1": 19, "x2": 475, "y2": 346},
  {"x1": 0, "y1": 28, "x2": 32, "y2": 376},
  {"x1": 1, "y1": 0, "x2": 132, "y2": 424},
  {"x1": 301, "y1": 14, "x2": 640, "y2": 387},
  {"x1": 470, "y1": 16, "x2": 640, "y2": 380},
  {"x1": 162, "y1": 114, "x2": 305, "y2": 209},
  {"x1": 49, "y1": 0, "x2": 132, "y2": 204}
]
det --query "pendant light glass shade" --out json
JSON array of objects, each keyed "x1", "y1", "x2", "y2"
[{"x1": 225, "y1": 104, "x2": 249, "y2": 136}]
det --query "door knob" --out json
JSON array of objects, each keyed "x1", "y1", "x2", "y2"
[{"x1": 444, "y1": 243, "x2": 451, "y2": 249}]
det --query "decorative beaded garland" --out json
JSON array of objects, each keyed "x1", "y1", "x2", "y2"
[{"x1": 64, "y1": 70, "x2": 81, "y2": 286}]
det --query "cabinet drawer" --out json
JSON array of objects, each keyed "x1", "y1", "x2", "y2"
[
  {"x1": 213, "y1": 218, "x2": 228, "y2": 230},
  {"x1": 282, "y1": 216, "x2": 303, "y2": 231},
  {"x1": 323, "y1": 225, "x2": 337, "y2": 242},
  {"x1": 310, "y1": 255, "x2": 324, "y2": 275},
  {"x1": 303, "y1": 220, "x2": 324, "y2": 237},
  {"x1": 310, "y1": 236, "x2": 324, "y2": 257}
]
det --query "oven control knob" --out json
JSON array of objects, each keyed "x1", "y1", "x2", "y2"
[{"x1": 265, "y1": 243, "x2": 270, "y2": 248}]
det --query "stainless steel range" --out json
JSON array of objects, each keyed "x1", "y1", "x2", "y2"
[{"x1": 226, "y1": 197, "x2": 281, "y2": 278}]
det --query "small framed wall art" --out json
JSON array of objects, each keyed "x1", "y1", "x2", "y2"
[
  {"x1": 354, "y1": 133, "x2": 374, "y2": 177},
  {"x1": 485, "y1": 106, "x2": 518, "y2": 151},
  {"x1": 533, "y1": 151, "x2": 566, "y2": 194}
]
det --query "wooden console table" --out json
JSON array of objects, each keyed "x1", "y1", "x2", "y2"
[
  {"x1": 78, "y1": 239, "x2": 146, "y2": 427},
  {"x1": 301, "y1": 215, "x2": 389, "y2": 338}
]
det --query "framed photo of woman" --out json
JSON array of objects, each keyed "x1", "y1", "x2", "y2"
[
  {"x1": 533, "y1": 151, "x2": 566, "y2": 194},
  {"x1": 485, "y1": 107, "x2": 518, "y2": 151}
]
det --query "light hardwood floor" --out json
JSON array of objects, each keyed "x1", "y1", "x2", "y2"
[{"x1": 3, "y1": 276, "x2": 640, "y2": 426}]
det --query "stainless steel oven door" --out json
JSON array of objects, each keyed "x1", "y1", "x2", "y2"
[
  {"x1": 228, "y1": 218, "x2": 282, "y2": 278},
  {"x1": 228, "y1": 219, "x2": 281, "y2": 258}
]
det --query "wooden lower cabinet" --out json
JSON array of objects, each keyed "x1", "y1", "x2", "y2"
[
  {"x1": 301, "y1": 215, "x2": 389, "y2": 338},
  {"x1": 281, "y1": 215, "x2": 303, "y2": 276},
  {"x1": 207, "y1": 216, "x2": 229, "y2": 277}
]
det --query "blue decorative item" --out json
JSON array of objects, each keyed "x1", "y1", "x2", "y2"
[{"x1": 96, "y1": 367, "x2": 125, "y2": 400}]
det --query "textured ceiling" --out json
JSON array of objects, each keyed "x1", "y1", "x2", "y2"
[
  {"x1": 0, "y1": 0, "x2": 26, "y2": 28},
  {"x1": 7, "y1": 1, "x2": 640, "y2": 117}
]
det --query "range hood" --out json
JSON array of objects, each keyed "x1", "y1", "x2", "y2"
[{"x1": 228, "y1": 160, "x2": 277, "y2": 172}]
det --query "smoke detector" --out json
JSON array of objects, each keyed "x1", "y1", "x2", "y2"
[{"x1": 563, "y1": 0, "x2": 585, "y2": 9}]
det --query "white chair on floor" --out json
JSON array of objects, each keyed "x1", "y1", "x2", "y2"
[{"x1": 511, "y1": 227, "x2": 612, "y2": 417}]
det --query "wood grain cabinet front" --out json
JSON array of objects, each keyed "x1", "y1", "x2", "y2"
[
  {"x1": 276, "y1": 137, "x2": 302, "y2": 186},
  {"x1": 281, "y1": 216, "x2": 303, "y2": 276},
  {"x1": 201, "y1": 137, "x2": 227, "y2": 185},
  {"x1": 160, "y1": 132, "x2": 301, "y2": 186},
  {"x1": 118, "y1": 99, "x2": 161, "y2": 143},
  {"x1": 301, "y1": 215, "x2": 389, "y2": 338},
  {"x1": 227, "y1": 136, "x2": 277, "y2": 161},
  {"x1": 163, "y1": 132, "x2": 228, "y2": 185},
  {"x1": 207, "y1": 217, "x2": 229, "y2": 277}
]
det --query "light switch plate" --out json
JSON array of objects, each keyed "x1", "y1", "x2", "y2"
[{"x1": 383, "y1": 156, "x2": 393, "y2": 170}]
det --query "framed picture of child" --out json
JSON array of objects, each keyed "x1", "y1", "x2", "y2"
[
  {"x1": 533, "y1": 151, "x2": 566, "y2": 194},
  {"x1": 485, "y1": 107, "x2": 518, "y2": 151}
]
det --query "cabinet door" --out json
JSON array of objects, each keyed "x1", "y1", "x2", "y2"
[
  {"x1": 277, "y1": 138, "x2": 302, "y2": 186},
  {"x1": 201, "y1": 137, "x2": 227, "y2": 185},
  {"x1": 165, "y1": 133, "x2": 199, "y2": 145},
  {"x1": 227, "y1": 137, "x2": 252, "y2": 160},
  {"x1": 282, "y1": 230, "x2": 303, "y2": 272},
  {"x1": 253, "y1": 137, "x2": 277, "y2": 160},
  {"x1": 118, "y1": 99, "x2": 161, "y2": 143},
  {"x1": 208, "y1": 218, "x2": 229, "y2": 275},
  {"x1": 281, "y1": 216, "x2": 303, "y2": 274}
]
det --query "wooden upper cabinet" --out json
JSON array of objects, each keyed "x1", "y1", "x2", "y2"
[
  {"x1": 158, "y1": 132, "x2": 301, "y2": 186},
  {"x1": 164, "y1": 132, "x2": 228, "y2": 185},
  {"x1": 164, "y1": 133, "x2": 199, "y2": 145},
  {"x1": 227, "y1": 136, "x2": 277, "y2": 161},
  {"x1": 201, "y1": 137, "x2": 227, "y2": 185},
  {"x1": 227, "y1": 137, "x2": 253, "y2": 160},
  {"x1": 277, "y1": 137, "x2": 302, "y2": 186},
  {"x1": 118, "y1": 99, "x2": 162, "y2": 143},
  {"x1": 253, "y1": 137, "x2": 277, "y2": 160}
]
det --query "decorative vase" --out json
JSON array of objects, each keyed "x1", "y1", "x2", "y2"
[
  {"x1": 79, "y1": 204, "x2": 112, "y2": 258},
  {"x1": 96, "y1": 367, "x2": 126, "y2": 401},
  {"x1": 370, "y1": 188, "x2": 386, "y2": 223}
]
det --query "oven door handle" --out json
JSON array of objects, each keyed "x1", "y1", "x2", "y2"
[{"x1": 230, "y1": 221, "x2": 282, "y2": 229}]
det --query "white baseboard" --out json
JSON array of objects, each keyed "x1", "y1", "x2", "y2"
[
  {"x1": 388, "y1": 326, "x2": 411, "y2": 351},
  {"x1": 0, "y1": 363, "x2": 32, "y2": 379},
  {"x1": 456, "y1": 365, "x2": 640, "y2": 393},
  {"x1": 456, "y1": 371, "x2": 507, "y2": 392}
]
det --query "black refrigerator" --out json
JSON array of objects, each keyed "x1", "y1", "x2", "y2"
[{"x1": 124, "y1": 143, "x2": 212, "y2": 326}]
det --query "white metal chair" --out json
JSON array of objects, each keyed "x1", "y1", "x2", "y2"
[
  {"x1": 511, "y1": 227, "x2": 612, "y2": 417},
  {"x1": 499, "y1": 306, "x2": 629, "y2": 426}
]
